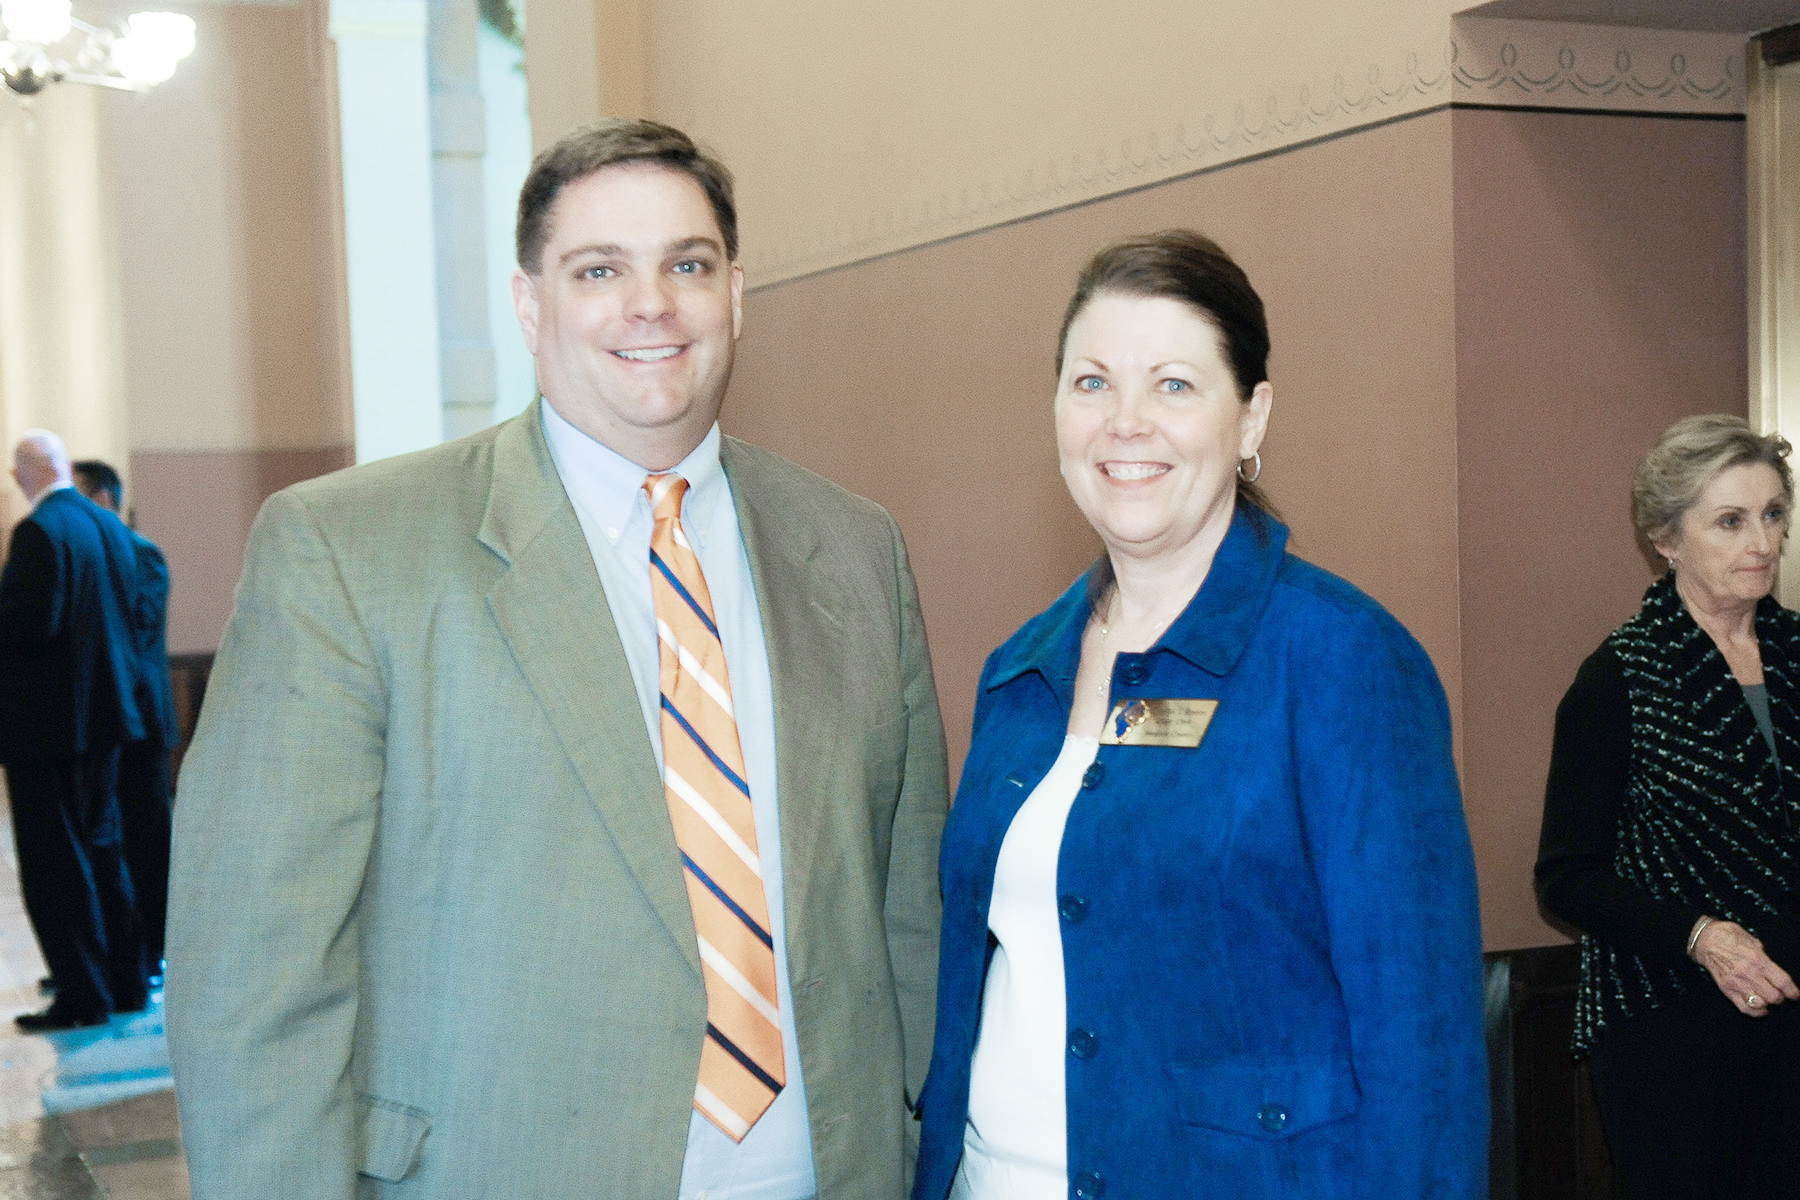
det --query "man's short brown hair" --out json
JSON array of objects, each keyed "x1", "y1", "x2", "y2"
[{"x1": 515, "y1": 118, "x2": 738, "y2": 274}]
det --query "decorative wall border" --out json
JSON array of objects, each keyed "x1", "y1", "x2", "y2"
[
  {"x1": 1451, "y1": 17, "x2": 1744, "y2": 114},
  {"x1": 749, "y1": 45, "x2": 1456, "y2": 285},
  {"x1": 748, "y1": 19, "x2": 1749, "y2": 287}
]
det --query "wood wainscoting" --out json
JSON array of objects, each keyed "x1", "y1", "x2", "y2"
[
  {"x1": 167, "y1": 653, "x2": 214, "y2": 788},
  {"x1": 1486, "y1": 944, "x2": 1615, "y2": 1199}
]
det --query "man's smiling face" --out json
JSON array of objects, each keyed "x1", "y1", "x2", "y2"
[{"x1": 512, "y1": 162, "x2": 744, "y2": 470}]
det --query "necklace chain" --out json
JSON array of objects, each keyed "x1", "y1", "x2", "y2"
[
  {"x1": 1093, "y1": 590, "x2": 1126, "y2": 698},
  {"x1": 1095, "y1": 606, "x2": 1112, "y2": 697},
  {"x1": 1093, "y1": 589, "x2": 1183, "y2": 697}
]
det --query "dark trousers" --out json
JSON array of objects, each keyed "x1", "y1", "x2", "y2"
[
  {"x1": 1591, "y1": 981, "x2": 1800, "y2": 1200},
  {"x1": 116, "y1": 740, "x2": 171, "y2": 969},
  {"x1": 4, "y1": 747, "x2": 147, "y2": 1018}
]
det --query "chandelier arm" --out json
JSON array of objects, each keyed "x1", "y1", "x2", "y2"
[{"x1": 58, "y1": 69, "x2": 142, "y2": 90}]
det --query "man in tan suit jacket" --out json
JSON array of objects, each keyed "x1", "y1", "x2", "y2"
[{"x1": 166, "y1": 120, "x2": 949, "y2": 1198}]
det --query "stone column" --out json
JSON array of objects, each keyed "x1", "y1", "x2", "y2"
[
  {"x1": 329, "y1": 0, "x2": 444, "y2": 463},
  {"x1": 428, "y1": 0, "x2": 497, "y2": 439}
]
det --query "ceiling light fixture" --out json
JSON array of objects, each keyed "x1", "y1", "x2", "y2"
[{"x1": 1, "y1": 0, "x2": 195, "y2": 99}]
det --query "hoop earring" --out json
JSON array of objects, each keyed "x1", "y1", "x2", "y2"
[{"x1": 1238, "y1": 453, "x2": 1262, "y2": 484}]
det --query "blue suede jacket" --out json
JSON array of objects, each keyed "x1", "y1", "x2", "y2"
[{"x1": 913, "y1": 508, "x2": 1487, "y2": 1200}]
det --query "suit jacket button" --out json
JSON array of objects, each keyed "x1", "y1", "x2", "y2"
[
  {"x1": 1058, "y1": 893, "x2": 1088, "y2": 923},
  {"x1": 1120, "y1": 663, "x2": 1149, "y2": 686},
  {"x1": 1073, "y1": 1170, "x2": 1105, "y2": 1198},
  {"x1": 1068, "y1": 1028, "x2": 1098, "y2": 1059},
  {"x1": 1258, "y1": 1103, "x2": 1289, "y2": 1132},
  {"x1": 1080, "y1": 763, "x2": 1104, "y2": 790}
]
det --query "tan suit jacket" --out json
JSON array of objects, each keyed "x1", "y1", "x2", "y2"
[{"x1": 166, "y1": 403, "x2": 949, "y2": 1198}]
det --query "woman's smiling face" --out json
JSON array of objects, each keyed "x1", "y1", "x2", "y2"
[{"x1": 1055, "y1": 291, "x2": 1271, "y2": 563}]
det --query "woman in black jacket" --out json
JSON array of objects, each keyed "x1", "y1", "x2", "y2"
[{"x1": 1538, "y1": 413, "x2": 1800, "y2": 1199}]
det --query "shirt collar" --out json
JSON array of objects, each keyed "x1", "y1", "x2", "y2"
[
  {"x1": 986, "y1": 505, "x2": 1290, "y2": 691},
  {"x1": 29, "y1": 481, "x2": 74, "y2": 509},
  {"x1": 540, "y1": 400, "x2": 724, "y2": 541}
]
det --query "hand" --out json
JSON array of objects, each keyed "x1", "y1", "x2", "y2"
[{"x1": 1691, "y1": 918, "x2": 1800, "y2": 1017}]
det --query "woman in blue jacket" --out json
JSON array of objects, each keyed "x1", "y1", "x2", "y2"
[{"x1": 913, "y1": 231, "x2": 1487, "y2": 1200}]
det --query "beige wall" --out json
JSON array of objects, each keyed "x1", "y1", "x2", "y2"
[
  {"x1": 0, "y1": 82, "x2": 130, "y2": 534},
  {"x1": 528, "y1": 0, "x2": 1468, "y2": 284},
  {"x1": 109, "y1": 0, "x2": 348, "y2": 456},
  {"x1": 726, "y1": 110, "x2": 1462, "y2": 791},
  {"x1": 133, "y1": 445, "x2": 352, "y2": 653},
  {"x1": 524, "y1": 3, "x2": 1751, "y2": 290},
  {"x1": 100, "y1": 0, "x2": 352, "y2": 653},
  {"x1": 1453, "y1": 108, "x2": 1748, "y2": 949},
  {"x1": 665, "y1": 0, "x2": 1466, "y2": 286}
]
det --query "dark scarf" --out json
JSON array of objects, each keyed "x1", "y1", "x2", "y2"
[{"x1": 1573, "y1": 572, "x2": 1800, "y2": 1054}]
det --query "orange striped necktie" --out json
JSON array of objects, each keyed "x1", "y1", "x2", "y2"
[{"x1": 644, "y1": 472, "x2": 785, "y2": 1142}]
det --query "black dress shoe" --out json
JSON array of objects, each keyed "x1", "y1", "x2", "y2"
[{"x1": 15, "y1": 1004, "x2": 107, "y2": 1033}]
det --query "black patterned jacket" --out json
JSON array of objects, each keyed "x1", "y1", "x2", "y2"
[{"x1": 1537, "y1": 572, "x2": 1800, "y2": 1054}]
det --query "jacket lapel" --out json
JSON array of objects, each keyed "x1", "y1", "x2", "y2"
[
  {"x1": 721, "y1": 438, "x2": 843, "y2": 939},
  {"x1": 1637, "y1": 575, "x2": 1791, "y2": 831},
  {"x1": 1756, "y1": 599, "x2": 1800, "y2": 826},
  {"x1": 480, "y1": 403, "x2": 699, "y2": 977}
]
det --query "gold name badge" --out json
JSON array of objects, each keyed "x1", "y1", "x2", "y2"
[{"x1": 1098, "y1": 698, "x2": 1219, "y2": 747}]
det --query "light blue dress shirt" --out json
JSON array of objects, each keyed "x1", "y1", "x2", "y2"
[{"x1": 542, "y1": 402, "x2": 817, "y2": 1200}]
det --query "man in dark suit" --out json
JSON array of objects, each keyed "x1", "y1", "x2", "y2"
[
  {"x1": 1, "y1": 432, "x2": 150, "y2": 1029},
  {"x1": 74, "y1": 459, "x2": 176, "y2": 979}
]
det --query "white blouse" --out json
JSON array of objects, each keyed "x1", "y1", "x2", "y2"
[{"x1": 954, "y1": 734, "x2": 1101, "y2": 1200}]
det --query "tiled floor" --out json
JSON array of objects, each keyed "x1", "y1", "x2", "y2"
[{"x1": 0, "y1": 797, "x2": 187, "y2": 1200}]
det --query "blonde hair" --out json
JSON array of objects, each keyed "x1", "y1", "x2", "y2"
[{"x1": 1632, "y1": 414, "x2": 1794, "y2": 547}]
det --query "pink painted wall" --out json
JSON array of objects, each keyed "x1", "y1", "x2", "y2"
[
  {"x1": 726, "y1": 105, "x2": 1747, "y2": 951},
  {"x1": 130, "y1": 447, "x2": 351, "y2": 654},
  {"x1": 1452, "y1": 108, "x2": 1747, "y2": 949},
  {"x1": 727, "y1": 111, "x2": 1462, "y2": 793}
]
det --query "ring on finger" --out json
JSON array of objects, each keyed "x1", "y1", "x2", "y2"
[{"x1": 1748, "y1": 993, "x2": 1764, "y2": 1008}]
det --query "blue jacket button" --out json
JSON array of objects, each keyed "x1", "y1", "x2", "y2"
[
  {"x1": 1058, "y1": 893, "x2": 1087, "y2": 923},
  {"x1": 1072, "y1": 1170, "x2": 1105, "y2": 1199},
  {"x1": 1068, "y1": 1028, "x2": 1098, "y2": 1059},
  {"x1": 1080, "y1": 763, "x2": 1104, "y2": 789},
  {"x1": 1257, "y1": 1103, "x2": 1289, "y2": 1132},
  {"x1": 1120, "y1": 663, "x2": 1149, "y2": 686}
]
